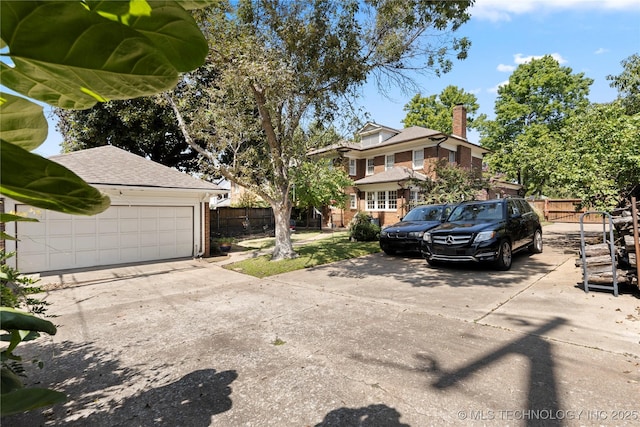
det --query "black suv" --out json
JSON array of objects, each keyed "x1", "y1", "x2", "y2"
[
  {"x1": 380, "y1": 204, "x2": 453, "y2": 255},
  {"x1": 421, "y1": 198, "x2": 542, "y2": 270}
]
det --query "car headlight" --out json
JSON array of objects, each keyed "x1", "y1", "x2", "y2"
[
  {"x1": 423, "y1": 233, "x2": 431, "y2": 243},
  {"x1": 380, "y1": 230, "x2": 388, "y2": 237},
  {"x1": 474, "y1": 230, "x2": 496, "y2": 243},
  {"x1": 408, "y1": 231, "x2": 424, "y2": 238}
]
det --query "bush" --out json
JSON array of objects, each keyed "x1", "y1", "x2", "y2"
[{"x1": 349, "y1": 212, "x2": 380, "y2": 242}]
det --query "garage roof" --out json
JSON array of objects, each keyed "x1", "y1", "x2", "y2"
[{"x1": 50, "y1": 145, "x2": 223, "y2": 191}]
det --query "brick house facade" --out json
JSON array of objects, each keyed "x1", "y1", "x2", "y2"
[{"x1": 317, "y1": 106, "x2": 518, "y2": 228}]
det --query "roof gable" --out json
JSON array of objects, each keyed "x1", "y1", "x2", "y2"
[{"x1": 49, "y1": 146, "x2": 221, "y2": 191}]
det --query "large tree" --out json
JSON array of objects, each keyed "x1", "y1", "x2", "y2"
[
  {"x1": 479, "y1": 55, "x2": 593, "y2": 195},
  {"x1": 53, "y1": 97, "x2": 203, "y2": 173},
  {"x1": 607, "y1": 53, "x2": 640, "y2": 115},
  {"x1": 401, "y1": 85, "x2": 483, "y2": 133},
  {"x1": 169, "y1": 0, "x2": 475, "y2": 260},
  {"x1": 550, "y1": 103, "x2": 640, "y2": 211}
]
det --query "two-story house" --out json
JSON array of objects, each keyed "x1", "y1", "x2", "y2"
[{"x1": 318, "y1": 105, "x2": 512, "y2": 228}]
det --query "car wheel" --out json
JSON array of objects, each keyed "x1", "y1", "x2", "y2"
[
  {"x1": 529, "y1": 229, "x2": 543, "y2": 254},
  {"x1": 495, "y1": 240, "x2": 512, "y2": 270}
]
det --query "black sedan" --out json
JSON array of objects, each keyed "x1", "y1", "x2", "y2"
[{"x1": 379, "y1": 204, "x2": 452, "y2": 255}]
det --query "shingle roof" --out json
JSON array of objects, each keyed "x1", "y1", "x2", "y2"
[
  {"x1": 354, "y1": 166, "x2": 428, "y2": 185},
  {"x1": 49, "y1": 145, "x2": 222, "y2": 191}
]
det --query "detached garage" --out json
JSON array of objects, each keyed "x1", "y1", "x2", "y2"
[{"x1": 4, "y1": 146, "x2": 224, "y2": 274}]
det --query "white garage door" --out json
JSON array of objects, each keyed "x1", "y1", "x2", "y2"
[{"x1": 16, "y1": 205, "x2": 194, "y2": 273}]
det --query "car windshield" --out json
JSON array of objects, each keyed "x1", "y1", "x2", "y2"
[
  {"x1": 448, "y1": 202, "x2": 504, "y2": 222},
  {"x1": 403, "y1": 206, "x2": 444, "y2": 222}
]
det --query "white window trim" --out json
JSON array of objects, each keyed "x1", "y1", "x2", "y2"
[
  {"x1": 385, "y1": 154, "x2": 394, "y2": 171},
  {"x1": 349, "y1": 194, "x2": 357, "y2": 209},
  {"x1": 412, "y1": 149, "x2": 424, "y2": 170},
  {"x1": 448, "y1": 150, "x2": 456, "y2": 164},
  {"x1": 365, "y1": 190, "x2": 398, "y2": 211},
  {"x1": 366, "y1": 158, "x2": 374, "y2": 175},
  {"x1": 349, "y1": 159, "x2": 356, "y2": 176}
]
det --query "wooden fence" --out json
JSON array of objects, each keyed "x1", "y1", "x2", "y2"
[
  {"x1": 210, "y1": 207, "x2": 321, "y2": 238},
  {"x1": 530, "y1": 199, "x2": 602, "y2": 223}
]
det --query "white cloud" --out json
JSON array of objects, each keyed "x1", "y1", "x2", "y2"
[
  {"x1": 472, "y1": 0, "x2": 640, "y2": 21},
  {"x1": 514, "y1": 52, "x2": 567, "y2": 64},
  {"x1": 497, "y1": 64, "x2": 516, "y2": 72},
  {"x1": 594, "y1": 47, "x2": 609, "y2": 54}
]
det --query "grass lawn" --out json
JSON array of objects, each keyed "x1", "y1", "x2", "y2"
[{"x1": 225, "y1": 232, "x2": 381, "y2": 278}]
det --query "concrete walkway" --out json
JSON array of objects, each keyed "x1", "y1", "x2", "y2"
[{"x1": 5, "y1": 223, "x2": 639, "y2": 426}]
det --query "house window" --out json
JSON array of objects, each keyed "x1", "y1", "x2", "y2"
[
  {"x1": 388, "y1": 190, "x2": 397, "y2": 210},
  {"x1": 349, "y1": 159, "x2": 356, "y2": 176},
  {"x1": 350, "y1": 194, "x2": 357, "y2": 209},
  {"x1": 449, "y1": 150, "x2": 456, "y2": 164},
  {"x1": 385, "y1": 154, "x2": 395, "y2": 171},
  {"x1": 365, "y1": 191, "x2": 397, "y2": 211},
  {"x1": 412, "y1": 149, "x2": 424, "y2": 169},
  {"x1": 366, "y1": 192, "x2": 375, "y2": 210},
  {"x1": 366, "y1": 158, "x2": 374, "y2": 175}
]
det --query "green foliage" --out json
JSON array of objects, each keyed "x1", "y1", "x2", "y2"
[
  {"x1": 551, "y1": 101, "x2": 640, "y2": 211},
  {"x1": 173, "y1": 0, "x2": 473, "y2": 260},
  {"x1": 0, "y1": 0, "x2": 215, "y2": 416},
  {"x1": 232, "y1": 192, "x2": 270, "y2": 208},
  {"x1": 0, "y1": 0, "x2": 208, "y2": 110},
  {"x1": 409, "y1": 159, "x2": 489, "y2": 206},
  {"x1": 402, "y1": 85, "x2": 484, "y2": 132},
  {"x1": 607, "y1": 53, "x2": 640, "y2": 115},
  {"x1": 0, "y1": 0, "x2": 212, "y2": 214},
  {"x1": 1, "y1": 308, "x2": 64, "y2": 416},
  {"x1": 53, "y1": 97, "x2": 203, "y2": 173},
  {"x1": 480, "y1": 55, "x2": 593, "y2": 195},
  {"x1": 1, "y1": 140, "x2": 111, "y2": 215},
  {"x1": 349, "y1": 212, "x2": 381, "y2": 242},
  {"x1": 293, "y1": 159, "x2": 354, "y2": 209},
  {"x1": 0, "y1": 252, "x2": 50, "y2": 316}
]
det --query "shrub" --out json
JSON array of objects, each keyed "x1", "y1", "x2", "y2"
[{"x1": 349, "y1": 212, "x2": 380, "y2": 242}]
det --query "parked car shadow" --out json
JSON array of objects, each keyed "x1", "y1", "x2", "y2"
[
  {"x1": 4, "y1": 340, "x2": 237, "y2": 426},
  {"x1": 323, "y1": 250, "x2": 555, "y2": 289}
]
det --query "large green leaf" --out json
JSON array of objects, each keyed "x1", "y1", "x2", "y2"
[
  {"x1": 84, "y1": 1, "x2": 208, "y2": 72},
  {"x1": 0, "y1": 140, "x2": 111, "y2": 215},
  {"x1": 128, "y1": 1, "x2": 209, "y2": 72},
  {"x1": 0, "y1": 1, "x2": 182, "y2": 109},
  {"x1": 1, "y1": 387, "x2": 67, "y2": 416},
  {"x1": 0, "y1": 308, "x2": 57, "y2": 336},
  {"x1": 0, "y1": 213, "x2": 39, "y2": 223},
  {"x1": 0, "y1": 92, "x2": 47, "y2": 151}
]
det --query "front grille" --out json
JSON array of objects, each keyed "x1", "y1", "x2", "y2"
[
  {"x1": 388, "y1": 232, "x2": 408, "y2": 239},
  {"x1": 432, "y1": 234, "x2": 473, "y2": 245}
]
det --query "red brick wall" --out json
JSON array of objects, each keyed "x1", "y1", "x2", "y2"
[
  {"x1": 457, "y1": 146, "x2": 472, "y2": 168},
  {"x1": 395, "y1": 150, "x2": 412, "y2": 168}
]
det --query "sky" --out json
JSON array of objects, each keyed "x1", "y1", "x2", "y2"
[{"x1": 33, "y1": 0, "x2": 640, "y2": 157}]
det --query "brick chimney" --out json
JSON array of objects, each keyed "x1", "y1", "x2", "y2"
[{"x1": 452, "y1": 104, "x2": 467, "y2": 140}]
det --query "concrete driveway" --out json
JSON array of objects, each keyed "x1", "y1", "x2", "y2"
[{"x1": 5, "y1": 224, "x2": 640, "y2": 426}]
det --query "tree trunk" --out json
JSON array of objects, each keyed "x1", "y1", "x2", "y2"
[{"x1": 271, "y1": 198, "x2": 297, "y2": 261}]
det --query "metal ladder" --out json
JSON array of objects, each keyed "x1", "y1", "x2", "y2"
[{"x1": 580, "y1": 211, "x2": 618, "y2": 297}]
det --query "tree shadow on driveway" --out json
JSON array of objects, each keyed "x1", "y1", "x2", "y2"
[{"x1": 3, "y1": 340, "x2": 237, "y2": 427}]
